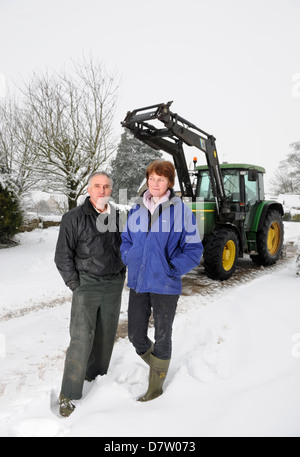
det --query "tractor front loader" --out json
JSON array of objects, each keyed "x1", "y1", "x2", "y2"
[{"x1": 122, "y1": 102, "x2": 284, "y2": 280}]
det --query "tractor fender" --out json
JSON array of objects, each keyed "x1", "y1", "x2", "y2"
[
  {"x1": 255, "y1": 201, "x2": 284, "y2": 232},
  {"x1": 215, "y1": 222, "x2": 244, "y2": 256}
]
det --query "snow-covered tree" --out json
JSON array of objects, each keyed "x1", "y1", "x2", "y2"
[
  {"x1": 109, "y1": 130, "x2": 162, "y2": 202},
  {"x1": 0, "y1": 103, "x2": 25, "y2": 244},
  {"x1": 20, "y1": 57, "x2": 119, "y2": 210},
  {"x1": 271, "y1": 142, "x2": 300, "y2": 194},
  {"x1": 0, "y1": 98, "x2": 39, "y2": 196},
  {"x1": 0, "y1": 178, "x2": 23, "y2": 245},
  {"x1": 287, "y1": 142, "x2": 300, "y2": 192}
]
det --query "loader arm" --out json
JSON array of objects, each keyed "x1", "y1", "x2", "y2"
[{"x1": 121, "y1": 101, "x2": 229, "y2": 214}]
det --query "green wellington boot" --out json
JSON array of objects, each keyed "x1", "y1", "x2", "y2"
[
  {"x1": 138, "y1": 354, "x2": 170, "y2": 402},
  {"x1": 138, "y1": 342, "x2": 154, "y2": 366}
]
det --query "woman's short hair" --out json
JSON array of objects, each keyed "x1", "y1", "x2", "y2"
[{"x1": 145, "y1": 160, "x2": 175, "y2": 189}]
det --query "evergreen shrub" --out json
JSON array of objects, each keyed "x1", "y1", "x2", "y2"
[{"x1": 0, "y1": 182, "x2": 23, "y2": 244}]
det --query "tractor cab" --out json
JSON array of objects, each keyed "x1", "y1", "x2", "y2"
[
  {"x1": 196, "y1": 163, "x2": 265, "y2": 212},
  {"x1": 194, "y1": 163, "x2": 266, "y2": 236}
]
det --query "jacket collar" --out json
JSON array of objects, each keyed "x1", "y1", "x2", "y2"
[
  {"x1": 136, "y1": 188, "x2": 179, "y2": 209},
  {"x1": 82, "y1": 197, "x2": 98, "y2": 215}
]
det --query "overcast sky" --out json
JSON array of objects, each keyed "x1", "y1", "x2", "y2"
[{"x1": 1, "y1": 0, "x2": 300, "y2": 190}]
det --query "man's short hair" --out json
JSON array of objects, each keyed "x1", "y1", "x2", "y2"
[{"x1": 88, "y1": 171, "x2": 113, "y2": 188}]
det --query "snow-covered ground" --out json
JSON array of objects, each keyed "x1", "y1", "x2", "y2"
[
  {"x1": 277, "y1": 194, "x2": 300, "y2": 217},
  {"x1": 0, "y1": 223, "x2": 299, "y2": 437}
]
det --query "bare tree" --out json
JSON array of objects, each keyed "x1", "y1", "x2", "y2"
[
  {"x1": 21, "y1": 57, "x2": 119, "y2": 209},
  {"x1": 0, "y1": 97, "x2": 39, "y2": 196},
  {"x1": 288, "y1": 141, "x2": 300, "y2": 191},
  {"x1": 270, "y1": 141, "x2": 300, "y2": 194}
]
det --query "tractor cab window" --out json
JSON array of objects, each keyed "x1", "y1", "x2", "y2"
[
  {"x1": 222, "y1": 170, "x2": 240, "y2": 201},
  {"x1": 245, "y1": 172, "x2": 260, "y2": 204},
  {"x1": 197, "y1": 169, "x2": 241, "y2": 202},
  {"x1": 197, "y1": 171, "x2": 213, "y2": 201}
]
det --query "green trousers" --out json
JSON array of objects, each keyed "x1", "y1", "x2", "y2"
[{"x1": 61, "y1": 271, "x2": 124, "y2": 400}]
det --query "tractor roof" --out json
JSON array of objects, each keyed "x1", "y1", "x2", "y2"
[{"x1": 196, "y1": 163, "x2": 266, "y2": 173}]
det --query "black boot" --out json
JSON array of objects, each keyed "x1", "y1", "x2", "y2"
[{"x1": 59, "y1": 393, "x2": 76, "y2": 417}]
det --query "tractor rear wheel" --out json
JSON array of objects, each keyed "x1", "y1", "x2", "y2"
[
  {"x1": 251, "y1": 210, "x2": 284, "y2": 266},
  {"x1": 203, "y1": 228, "x2": 239, "y2": 280}
]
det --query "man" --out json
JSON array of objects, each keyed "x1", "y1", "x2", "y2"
[{"x1": 54, "y1": 172, "x2": 125, "y2": 417}]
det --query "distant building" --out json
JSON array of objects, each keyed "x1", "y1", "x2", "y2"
[{"x1": 277, "y1": 194, "x2": 300, "y2": 214}]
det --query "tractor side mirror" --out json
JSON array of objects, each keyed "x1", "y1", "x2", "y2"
[{"x1": 248, "y1": 169, "x2": 258, "y2": 181}]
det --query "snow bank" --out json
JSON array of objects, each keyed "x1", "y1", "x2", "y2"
[{"x1": 0, "y1": 228, "x2": 69, "y2": 319}]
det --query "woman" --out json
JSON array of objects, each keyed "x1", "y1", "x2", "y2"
[{"x1": 121, "y1": 160, "x2": 203, "y2": 402}]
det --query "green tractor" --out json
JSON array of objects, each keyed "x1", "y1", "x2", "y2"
[{"x1": 122, "y1": 102, "x2": 284, "y2": 280}]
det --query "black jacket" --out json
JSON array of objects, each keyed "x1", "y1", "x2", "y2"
[{"x1": 54, "y1": 197, "x2": 125, "y2": 291}]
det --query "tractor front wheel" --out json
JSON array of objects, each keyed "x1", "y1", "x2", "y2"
[{"x1": 203, "y1": 228, "x2": 239, "y2": 280}]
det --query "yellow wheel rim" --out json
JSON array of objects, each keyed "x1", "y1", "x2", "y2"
[
  {"x1": 222, "y1": 240, "x2": 236, "y2": 271},
  {"x1": 267, "y1": 222, "x2": 281, "y2": 255}
]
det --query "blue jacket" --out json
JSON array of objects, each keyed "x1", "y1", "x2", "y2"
[{"x1": 121, "y1": 191, "x2": 203, "y2": 295}]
